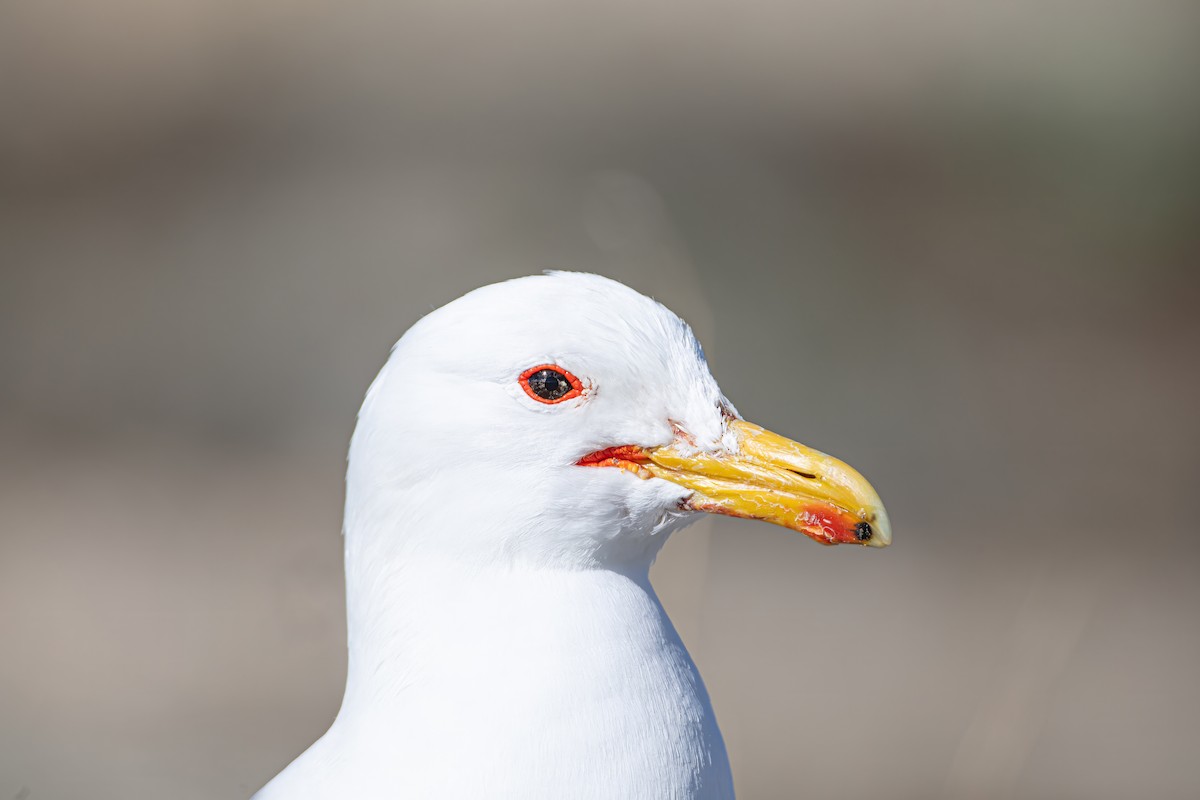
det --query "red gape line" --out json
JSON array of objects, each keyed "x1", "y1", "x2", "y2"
[
  {"x1": 518, "y1": 364, "x2": 584, "y2": 404},
  {"x1": 576, "y1": 445, "x2": 651, "y2": 467}
]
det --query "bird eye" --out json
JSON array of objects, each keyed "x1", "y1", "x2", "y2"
[{"x1": 519, "y1": 365, "x2": 584, "y2": 404}]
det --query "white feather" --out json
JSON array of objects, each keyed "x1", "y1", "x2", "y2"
[{"x1": 254, "y1": 273, "x2": 736, "y2": 799}]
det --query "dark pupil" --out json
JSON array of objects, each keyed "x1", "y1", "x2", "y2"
[{"x1": 529, "y1": 369, "x2": 571, "y2": 400}]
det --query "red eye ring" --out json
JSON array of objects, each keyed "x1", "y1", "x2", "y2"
[{"x1": 519, "y1": 364, "x2": 584, "y2": 404}]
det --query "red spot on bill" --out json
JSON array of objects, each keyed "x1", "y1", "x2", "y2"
[{"x1": 801, "y1": 503, "x2": 868, "y2": 545}]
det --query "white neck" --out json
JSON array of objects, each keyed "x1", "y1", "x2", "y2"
[
  {"x1": 309, "y1": 516, "x2": 735, "y2": 799},
  {"x1": 256, "y1": 461, "x2": 736, "y2": 800}
]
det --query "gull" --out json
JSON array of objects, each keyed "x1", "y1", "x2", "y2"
[{"x1": 253, "y1": 272, "x2": 890, "y2": 799}]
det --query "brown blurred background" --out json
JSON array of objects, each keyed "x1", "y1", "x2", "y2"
[{"x1": 2, "y1": 1, "x2": 1198, "y2": 798}]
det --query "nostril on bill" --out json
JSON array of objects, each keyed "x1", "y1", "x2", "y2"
[
  {"x1": 786, "y1": 468, "x2": 817, "y2": 480},
  {"x1": 855, "y1": 522, "x2": 873, "y2": 542}
]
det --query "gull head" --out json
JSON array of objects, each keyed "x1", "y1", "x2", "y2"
[{"x1": 346, "y1": 272, "x2": 889, "y2": 571}]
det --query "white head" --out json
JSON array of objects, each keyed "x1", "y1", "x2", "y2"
[{"x1": 346, "y1": 272, "x2": 888, "y2": 576}]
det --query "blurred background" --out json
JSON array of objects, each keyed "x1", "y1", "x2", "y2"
[{"x1": 1, "y1": 1, "x2": 1198, "y2": 798}]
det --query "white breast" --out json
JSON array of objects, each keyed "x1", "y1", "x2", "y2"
[{"x1": 255, "y1": 563, "x2": 734, "y2": 800}]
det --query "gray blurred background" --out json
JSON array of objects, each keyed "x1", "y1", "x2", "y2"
[{"x1": 2, "y1": 1, "x2": 1198, "y2": 798}]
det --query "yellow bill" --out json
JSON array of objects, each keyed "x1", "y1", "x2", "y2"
[
  {"x1": 581, "y1": 420, "x2": 890, "y2": 547},
  {"x1": 648, "y1": 420, "x2": 890, "y2": 546}
]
